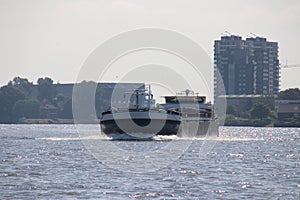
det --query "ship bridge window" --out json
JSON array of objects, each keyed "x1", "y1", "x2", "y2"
[
  {"x1": 165, "y1": 97, "x2": 206, "y2": 103},
  {"x1": 197, "y1": 97, "x2": 205, "y2": 103},
  {"x1": 165, "y1": 97, "x2": 178, "y2": 103}
]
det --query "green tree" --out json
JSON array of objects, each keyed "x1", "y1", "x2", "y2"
[
  {"x1": 8, "y1": 76, "x2": 33, "y2": 95},
  {"x1": 226, "y1": 105, "x2": 238, "y2": 116},
  {"x1": 95, "y1": 83, "x2": 106, "y2": 117},
  {"x1": 244, "y1": 99, "x2": 253, "y2": 111},
  {"x1": 0, "y1": 86, "x2": 26, "y2": 122},
  {"x1": 53, "y1": 93, "x2": 66, "y2": 114},
  {"x1": 12, "y1": 99, "x2": 40, "y2": 119},
  {"x1": 37, "y1": 77, "x2": 57, "y2": 101},
  {"x1": 250, "y1": 102, "x2": 271, "y2": 119},
  {"x1": 278, "y1": 88, "x2": 300, "y2": 100},
  {"x1": 60, "y1": 98, "x2": 73, "y2": 118},
  {"x1": 256, "y1": 95, "x2": 275, "y2": 111},
  {"x1": 240, "y1": 111, "x2": 250, "y2": 119}
]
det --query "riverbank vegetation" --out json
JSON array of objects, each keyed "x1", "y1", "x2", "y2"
[
  {"x1": 0, "y1": 76, "x2": 105, "y2": 123},
  {"x1": 0, "y1": 76, "x2": 299, "y2": 127},
  {"x1": 223, "y1": 88, "x2": 300, "y2": 127}
]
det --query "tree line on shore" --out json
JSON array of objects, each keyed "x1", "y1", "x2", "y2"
[
  {"x1": 0, "y1": 76, "x2": 105, "y2": 123},
  {"x1": 0, "y1": 76, "x2": 299, "y2": 125},
  {"x1": 224, "y1": 88, "x2": 300, "y2": 126}
]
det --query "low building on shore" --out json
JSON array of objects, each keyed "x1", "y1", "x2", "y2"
[
  {"x1": 30, "y1": 82, "x2": 145, "y2": 118},
  {"x1": 275, "y1": 100, "x2": 300, "y2": 120}
]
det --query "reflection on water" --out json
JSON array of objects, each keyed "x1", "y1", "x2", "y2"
[{"x1": 0, "y1": 124, "x2": 299, "y2": 199}]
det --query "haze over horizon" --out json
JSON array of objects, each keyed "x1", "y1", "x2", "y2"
[{"x1": 1, "y1": 0, "x2": 299, "y2": 90}]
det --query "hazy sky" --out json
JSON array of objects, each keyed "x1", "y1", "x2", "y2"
[{"x1": 0, "y1": 0, "x2": 300, "y2": 90}]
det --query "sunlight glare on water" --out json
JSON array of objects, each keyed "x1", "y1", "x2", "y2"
[{"x1": 0, "y1": 124, "x2": 299, "y2": 199}]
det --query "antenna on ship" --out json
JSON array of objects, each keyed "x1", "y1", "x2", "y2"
[
  {"x1": 149, "y1": 84, "x2": 151, "y2": 95},
  {"x1": 183, "y1": 89, "x2": 194, "y2": 96},
  {"x1": 185, "y1": 89, "x2": 190, "y2": 96}
]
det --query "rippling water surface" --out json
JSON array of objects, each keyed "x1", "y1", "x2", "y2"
[{"x1": 0, "y1": 124, "x2": 299, "y2": 199}]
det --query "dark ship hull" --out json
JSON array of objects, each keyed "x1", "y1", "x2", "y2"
[{"x1": 100, "y1": 110, "x2": 181, "y2": 137}]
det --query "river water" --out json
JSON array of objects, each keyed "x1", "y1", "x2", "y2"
[{"x1": 0, "y1": 124, "x2": 299, "y2": 199}]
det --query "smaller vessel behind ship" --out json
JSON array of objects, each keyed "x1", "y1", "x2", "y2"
[
  {"x1": 160, "y1": 89, "x2": 219, "y2": 137},
  {"x1": 100, "y1": 86, "x2": 181, "y2": 138}
]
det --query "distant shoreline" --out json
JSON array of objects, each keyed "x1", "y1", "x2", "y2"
[
  {"x1": 1, "y1": 118, "x2": 298, "y2": 128},
  {"x1": 20, "y1": 118, "x2": 75, "y2": 124},
  {"x1": 15, "y1": 118, "x2": 101, "y2": 124}
]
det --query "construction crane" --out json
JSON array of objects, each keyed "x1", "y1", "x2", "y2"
[
  {"x1": 250, "y1": 32, "x2": 257, "y2": 37},
  {"x1": 280, "y1": 63, "x2": 300, "y2": 69},
  {"x1": 225, "y1": 31, "x2": 232, "y2": 36}
]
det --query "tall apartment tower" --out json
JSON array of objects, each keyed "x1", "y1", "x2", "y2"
[{"x1": 214, "y1": 35, "x2": 280, "y2": 98}]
